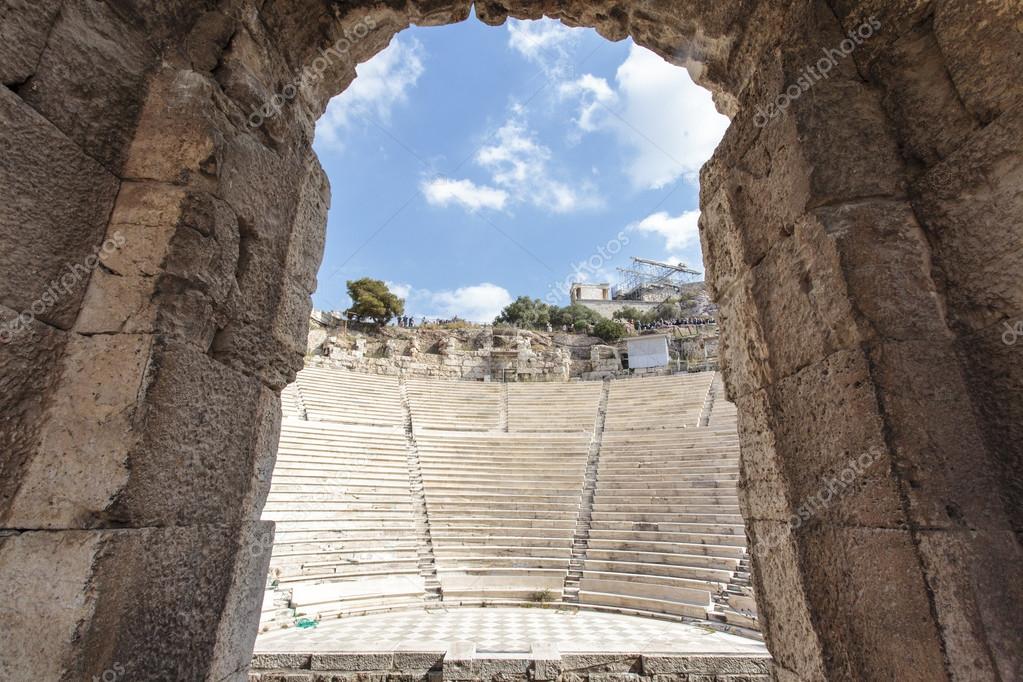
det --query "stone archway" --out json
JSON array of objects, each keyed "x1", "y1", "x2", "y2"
[{"x1": 1, "y1": 1, "x2": 1021, "y2": 680}]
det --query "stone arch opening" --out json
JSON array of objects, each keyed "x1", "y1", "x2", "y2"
[{"x1": 1, "y1": 1, "x2": 1020, "y2": 681}]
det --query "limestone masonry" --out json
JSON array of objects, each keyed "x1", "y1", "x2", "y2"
[
  {"x1": 305, "y1": 322, "x2": 720, "y2": 381},
  {"x1": 0, "y1": 1, "x2": 1020, "y2": 681}
]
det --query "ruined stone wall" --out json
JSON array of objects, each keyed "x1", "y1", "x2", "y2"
[
  {"x1": 0, "y1": 1, "x2": 1019, "y2": 680},
  {"x1": 248, "y1": 650, "x2": 772, "y2": 682},
  {"x1": 308, "y1": 326, "x2": 579, "y2": 380},
  {"x1": 304, "y1": 325, "x2": 717, "y2": 381}
]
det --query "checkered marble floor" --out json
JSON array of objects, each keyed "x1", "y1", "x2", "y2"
[{"x1": 255, "y1": 607, "x2": 766, "y2": 655}]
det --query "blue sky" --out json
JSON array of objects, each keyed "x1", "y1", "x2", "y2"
[{"x1": 311, "y1": 12, "x2": 729, "y2": 321}]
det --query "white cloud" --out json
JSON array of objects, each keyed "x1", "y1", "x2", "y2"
[
  {"x1": 422, "y1": 116, "x2": 601, "y2": 215},
  {"x1": 560, "y1": 45, "x2": 729, "y2": 190},
  {"x1": 385, "y1": 281, "x2": 412, "y2": 299},
  {"x1": 475, "y1": 118, "x2": 601, "y2": 213},
  {"x1": 631, "y1": 210, "x2": 701, "y2": 252},
  {"x1": 559, "y1": 74, "x2": 617, "y2": 132},
  {"x1": 429, "y1": 283, "x2": 514, "y2": 322},
  {"x1": 506, "y1": 18, "x2": 580, "y2": 76},
  {"x1": 614, "y1": 46, "x2": 729, "y2": 189},
  {"x1": 421, "y1": 177, "x2": 509, "y2": 211},
  {"x1": 395, "y1": 282, "x2": 514, "y2": 322},
  {"x1": 316, "y1": 36, "x2": 425, "y2": 150}
]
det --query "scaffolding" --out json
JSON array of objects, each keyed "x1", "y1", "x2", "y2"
[{"x1": 613, "y1": 257, "x2": 701, "y2": 302}]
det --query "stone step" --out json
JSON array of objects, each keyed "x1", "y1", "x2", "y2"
[{"x1": 577, "y1": 591, "x2": 709, "y2": 620}]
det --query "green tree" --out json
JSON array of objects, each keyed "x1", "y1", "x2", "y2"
[
  {"x1": 552, "y1": 303, "x2": 603, "y2": 328},
  {"x1": 346, "y1": 278, "x2": 404, "y2": 324},
  {"x1": 612, "y1": 306, "x2": 647, "y2": 322},
  {"x1": 495, "y1": 297, "x2": 552, "y2": 328},
  {"x1": 593, "y1": 319, "x2": 628, "y2": 343}
]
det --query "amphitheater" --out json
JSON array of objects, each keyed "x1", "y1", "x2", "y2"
[
  {"x1": 2, "y1": 1, "x2": 1021, "y2": 681},
  {"x1": 250, "y1": 367, "x2": 767, "y2": 678}
]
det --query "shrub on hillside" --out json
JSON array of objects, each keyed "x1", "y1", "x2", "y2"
[
  {"x1": 593, "y1": 319, "x2": 628, "y2": 343},
  {"x1": 495, "y1": 296, "x2": 551, "y2": 328},
  {"x1": 612, "y1": 306, "x2": 647, "y2": 323},
  {"x1": 552, "y1": 303, "x2": 603, "y2": 329}
]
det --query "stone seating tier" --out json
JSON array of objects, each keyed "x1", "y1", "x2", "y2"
[
  {"x1": 406, "y1": 379, "x2": 502, "y2": 431},
  {"x1": 293, "y1": 368, "x2": 405, "y2": 427},
  {"x1": 603, "y1": 373, "x2": 715, "y2": 431},
  {"x1": 507, "y1": 381, "x2": 602, "y2": 432},
  {"x1": 261, "y1": 368, "x2": 757, "y2": 632}
]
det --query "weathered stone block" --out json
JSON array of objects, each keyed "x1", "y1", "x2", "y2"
[
  {"x1": 6, "y1": 336, "x2": 280, "y2": 528},
  {"x1": 715, "y1": 277, "x2": 769, "y2": 401},
  {"x1": 0, "y1": 529, "x2": 102, "y2": 682},
  {"x1": 310, "y1": 653, "x2": 394, "y2": 671},
  {"x1": 812, "y1": 199, "x2": 950, "y2": 342},
  {"x1": 0, "y1": 0, "x2": 62, "y2": 85},
  {"x1": 19, "y1": 0, "x2": 156, "y2": 171},
  {"x1": 561, "y1": 654, "x2": 640, "y2": 674},
  {"x1": 933, "y1": 0, "x2": 1023, "y2": 123},
  {"x1": 765, "y1": 349, "x2": 905, "y2": 528},
  {"x1": 744, "y1": 520, "x2": 824, "y2": 680},
  {"x1": 0, "y1": 84, "x2": 120, "y2": 329},
  {"x1": 286, "y1": 161, "x2": 331, "y2": 292},
  {"x1": 1, "y1": 522, "x2": 273, "y2": 682},
  {"x1": 700, "y1": 101, "x2": 807, "y2": 283},
  {"x1": 252, "y1": 653, "x2": 314, "y2": 670},
  {"x1": 115, "y1": 339, "x2": 281, "y2": 526},
  {"x1": 6, "y1": 333, "x2": 153, "y2": 528},
  {"x1": 910, "y1": 100, "x2": 1023, "y2": 335},
  {"x1": 863, "y1": 18, "x2": 979, "y2": 167},
  {"x1": 794, "y1": 525, "x2": 946, "y2": 680},
  {"x1": 442, "y1": 640, "x2": 475, "y2": 680},
  {"x1": 748, "y1": 223, "x2": 862, "y2": 381},
  {"x1": 734, "y1": 390, "x2": 791, "y2": 523},
  {"x1": 75, "y1": 182, "x2": 242, "y2": 350},
  {"x1": 0, "y1": 304, "x2": 67, "y2": 522},
  {"x1": 391, "y1": 648, "x2": 444, "y2": 671},
  {"x1": 956, "y1": 322, "x2": 1023, "y2": 531},
  {"x1": 917, "y1": 530, "x2": 1023, "y2": 681},
  {"x1": 866, "y1": 339, "x2": 1010, "y2": 530},
  {"x1": 640, "y1": 654, "x2": 771, "y2": 675},
  {"x1": 123, "y1": 66, "x2": 230, "y2": 189}
]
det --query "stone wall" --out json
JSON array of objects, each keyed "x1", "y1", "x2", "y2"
[
  {"x1": 574, "y1": 299, "x2": 662, "y2": 319},
  {"x1": 248, "y1": 650, "x2": 772, "y2": 682},
  {"x1": 308, "y1": 326, "x2": 578, "y2": 381},
  {"x1": 0, "y1": 0, "x2": 1019, "y2": 680},
  {"x1": 305, "y1": 325, "x2": 717, "y2": 381}
]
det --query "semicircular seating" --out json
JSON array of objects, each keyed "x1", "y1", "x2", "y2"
[{"x1": 261, "y1": 366, "x2": 758, "y2": 634}]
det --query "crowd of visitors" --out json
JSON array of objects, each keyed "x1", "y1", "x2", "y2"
[
  {"x1": 396, "y1": 315, "x2": 469, "y2": 327},
  {"x1": 629, "y1": 317, "x2": 716, "y2": 331}
]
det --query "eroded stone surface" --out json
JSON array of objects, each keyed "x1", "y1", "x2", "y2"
[
  {"x1": 0, "y1": 84, "x2": 120, "y2": 330},
  {"x1": 1, "y1": 0, "x2": 1021, "y2": 680}
]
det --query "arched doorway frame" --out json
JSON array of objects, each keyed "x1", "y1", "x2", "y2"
[{"x1": 0, "y1": 1, "x2": 1020, "y2": 680}]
